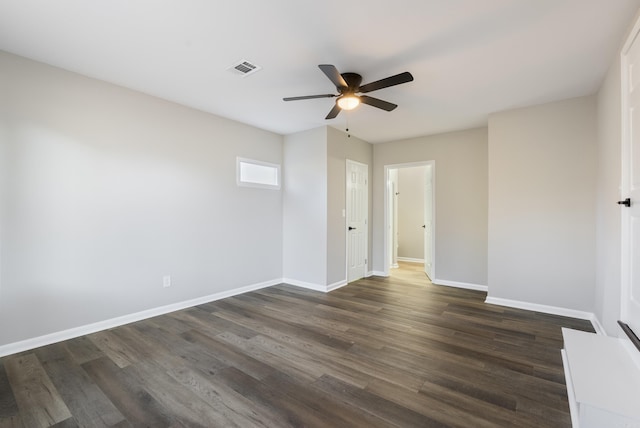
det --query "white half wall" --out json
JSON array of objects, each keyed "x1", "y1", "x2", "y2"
[
  {"x1": 487, "y1": 96, "x2": 597, "y2": 312},
  {"x1": 373, "y1": 128, "x2": 488, "y2": 286},
  {"x1": 0, "y1": 51, "x2": 284, "y2": 347}
]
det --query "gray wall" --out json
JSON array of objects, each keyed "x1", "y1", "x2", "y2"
[
  {"x1": 487, "y1": 96, "x2": 597, "y2": 312},
  {"x1": 397, "y1": 166, "x2": 425, "y2": 260},
  {"x1": 284, "y1": 126, "x2": 373, "y2": 288},
  {"x1": 4, "y1": 11, "x2": 636, "y2": 350},
  {"x1": 373, "y1": 128, "x2": 488, "y2": 286},
  {"x1": 0, "y1": 51, "x2": 284, "y2": 346},
  {"x1": 282, "y1": 127, "x2": 328, "y2": 286}
]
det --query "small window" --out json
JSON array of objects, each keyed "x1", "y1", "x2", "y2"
[{"x1": 237, "y1": 157, "x2": 280, "y2": 189}]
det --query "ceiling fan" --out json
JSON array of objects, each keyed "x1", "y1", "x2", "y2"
[{"x1": 283, "y1": 64, "x2": 414, "y2": 119}]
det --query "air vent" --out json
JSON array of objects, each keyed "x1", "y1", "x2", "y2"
[{"x1": 227, "y1": 59, "x2": 262, "y2": 77}]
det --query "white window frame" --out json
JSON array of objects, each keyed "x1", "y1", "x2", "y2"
[{"x1": 236, "y1": 157, "x2": 281, "y2": 190}]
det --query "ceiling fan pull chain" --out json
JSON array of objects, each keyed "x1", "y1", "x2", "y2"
[{"x1": 346, "y1": 112, "x2": 351, "y2": 138}]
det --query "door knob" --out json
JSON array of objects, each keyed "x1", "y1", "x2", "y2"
[
  {"x1": 348, "y1": 226, "x2": 356, "y2": 231},
  {"x1": 618, "y1": 198, "x2": 631, "y2": 207},
  {"x1": 422, "y1": 225, "x2": 426, "y2": 228}
]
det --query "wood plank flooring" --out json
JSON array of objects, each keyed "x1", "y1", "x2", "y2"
[{"x1": 0, "y1": 262, "x2": 593, "y2": 427}]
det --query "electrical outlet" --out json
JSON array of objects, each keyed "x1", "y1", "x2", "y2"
[{"x1": 163, "y1": 275, "x2": 171, "y2": 288}]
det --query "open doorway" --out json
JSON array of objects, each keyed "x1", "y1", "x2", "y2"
[
  {"x1": 392, "y1": 260, "x2": 429, "y2": 283},
  {"x1": 384, "y1": 161, "x2": 435, "y2": 280}
]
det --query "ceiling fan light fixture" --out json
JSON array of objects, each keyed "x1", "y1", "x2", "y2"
[
  {"x1": 283, "y1": 65, "x2": 413, "y2": 119},
  {"x1": 337, "y1": 94, "x2": 360, "y2": 110}
]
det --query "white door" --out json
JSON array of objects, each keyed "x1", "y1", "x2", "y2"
[
  {"x1": 621, "y1": 25, "x2": 640, "y2": 336},
  {"x1": 347, "y1": 160, "x2": 368, "y2": 282},
  {"x1": 423, "y1": 164, "x2": 434, "y2": 280}
]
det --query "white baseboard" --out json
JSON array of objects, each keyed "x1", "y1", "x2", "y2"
[
  {"x1": 327, "y1": 279, "x2": 348, "y2": 292},
  {"x1": 0, "y1": 278, "x2": 282, "y2": 358},
  {"x1": 589, "y1": 314, "x2": 606, "y2": 335},
  {"x1": 433, "y1": 279, "x2": 488, "y2": 292},
  {"x1": 485, "y1": 296, "x2": 597, "y2": 325},
  {"x1": 370, "y1": 270, "x2": 389, "y2": 277},
  {"x1": 397, "y1": 257, "x2": 425, "y2": 263},
  {"x1": 3, "y1": 276, "x2": 604, "y2": 359},
  {"x1": 282, "y1": 278, "x2": 327, "y2": 292},
  {"x1": 283, "y1": 278, "x2": 348, "y2": 293}
]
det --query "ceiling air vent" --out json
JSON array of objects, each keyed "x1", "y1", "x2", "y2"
[{"x1": 227, "y1": 59, "x2": 262, "y2": 77}]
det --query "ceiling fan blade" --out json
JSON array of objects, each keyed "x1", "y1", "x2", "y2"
[
  {"x1": 319, "y1": 64, "x2": 348, "y2": 89},
  {"x1": 325, "y1": 103, "x2": 341, "y2": 119},
  {"x1": 360, "y1": 95, "x2": 398, "y2": 111},
  {"x1": 358, "y1": 71, "x2": 414, "y2": 93},
  {"x1": 283, "y1": 94, "x2": 336, "y2": 101}
]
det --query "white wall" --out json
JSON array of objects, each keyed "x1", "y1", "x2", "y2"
[
  {"x1": 373, "y1": 128, "x2": 488, "y2": 286},
  {"x1": 397, "y1": 166, "x2": 425, "y2": 260},
  {"x1": 0, "y1": 51, "x2": 284, "y2": 347},
  {"x1": 487, "y1": 96, "x2": 597, "y2": 312},
  {"x1": 282, "y1": 127, "x2": 327, "y2": 287}
]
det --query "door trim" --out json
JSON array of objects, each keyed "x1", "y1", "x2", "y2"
[
  {"x1": 620, "y1": 16, "x2": 640, "y2": 339},
  {"x1": 423, "y1": 163, "x2": 435, "y2": 280},
  {"x1": 346, "y1": 159, "x2": 369, "y2": 282}
]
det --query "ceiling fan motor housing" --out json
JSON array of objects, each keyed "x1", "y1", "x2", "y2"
[{"x1": 340, "y1": 72, "x2": 362, "y2": 93}]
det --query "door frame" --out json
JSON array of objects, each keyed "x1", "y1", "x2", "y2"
[
  {"x1": 383, "y1": 161, "x2": 436, "y2": 277},
  {"x1": 346, "y1": 159, "x2": 369, "y2": 282},
  {"x1": 620, "y1": 16, "x2": 640, "y2": 340},
  {"x1": 424, "y1": 163, "x2": 435, "y2": 280}
]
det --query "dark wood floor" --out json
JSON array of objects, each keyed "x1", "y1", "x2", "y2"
[{"x1": 0, "y1": 263, "x2": 593, "y2": 428}]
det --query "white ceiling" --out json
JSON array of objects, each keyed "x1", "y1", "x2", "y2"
[{"x1": 1, "y1": 0, "x2": 639, "y2": 143}]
